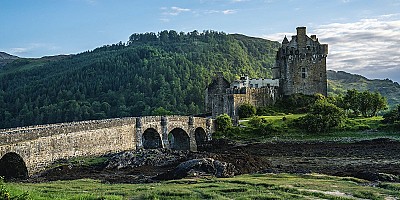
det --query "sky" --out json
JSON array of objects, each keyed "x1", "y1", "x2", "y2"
[{"x1": 1, "y1": 0, "x2": 399, "y2": 83}]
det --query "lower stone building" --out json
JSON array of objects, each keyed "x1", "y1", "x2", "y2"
[{"x1": 205, "y1": 73, "x2": 279, "y2": 119}]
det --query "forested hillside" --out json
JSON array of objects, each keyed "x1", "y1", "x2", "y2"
[
  {"x1": 0, "y1": 30, "x2": 279, "y2": 129},
  {"x1": 1, "y1": 31, "x2": 399, "y2": 129},
  {"x1": 327, "y1": 70, "x2": 400, "y2": 109}
]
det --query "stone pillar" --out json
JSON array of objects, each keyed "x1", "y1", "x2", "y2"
[
  {"x1": 135, "y1": 117, "x2": 143, "y2": 149},
  {"x1": 161, "y1": 116, "x2": 169, "y2": 149},
  {"x1": 206, "y1": 118, "x2": 213, "y2": 141},
  {"x1": 188, "y1": 116, "x2": 197, "y2": 152}
]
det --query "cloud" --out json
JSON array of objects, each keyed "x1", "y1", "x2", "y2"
[
  {"x1": 314, "y1": 17, "x2": 400, "y2": 81},
  {"x1": 263, "y1": 15, "x2": 400, "y2": 82},
  {"x1": 6, "y1": 43, "x2": 59, "y2": 57},
  {"x1": 204, "y1": 9, "x2": 238, "y2": 15},
  {"x1": 162, "y1": 6, "x2": 191, "y2": 16},
  {"x1": 222, "y1": 9, "x2": 237, "y2": 14},
  {"x1": 10, "y1": 47, "x2": 29, "y2": 54}
]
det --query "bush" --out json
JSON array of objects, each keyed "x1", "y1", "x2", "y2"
[
  {"x1": 256, "y1": 106, "x2": 276, "y2": 116},
  {"x1": 275, "y1": 93, "x2": 320, "y2": 114},
  {"x1": 293, "y1": 100, "x2": 346, "y2": 133},
  {"x1": 248, "y1": 116, "x2": 263, "y2": 128},
  {"x1": 216, "y1": 114, "x2": 233, "y2": 132},
  {"x1": 382, "y1": 105, "x2": 400, "y2": 124},
  {"x1": 248, "y1": 116, "x2": 282, "y2": 135},
  {"x1": 238, "y1": 103, "x2": 256, "y2": 119}
]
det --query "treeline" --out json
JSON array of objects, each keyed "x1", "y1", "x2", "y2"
[{"x1": 0, "y1": 30, "x2": 279, "y2": 129}]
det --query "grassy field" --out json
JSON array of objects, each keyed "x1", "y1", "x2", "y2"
[
  {"x1": 219, "y1": 115, "x2": 400, "y2": 143},
  {"x1": 3, "y1": 173, "x2": 400, "y2": 199}
]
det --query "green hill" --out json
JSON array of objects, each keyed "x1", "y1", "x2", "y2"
[
  {"x1": 0, "y1": 30, "x2": 279, "y2": 129},
  {"x1": 1, "y1": 30, "x2": 399, "y2": 129},
  {"x1": 327, "y1": 70, "x2": 400, "y2": 109}
]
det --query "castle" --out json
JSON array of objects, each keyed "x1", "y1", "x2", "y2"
[{"x1": 205, "y1": 27, "x2": 328, "y2": 119}]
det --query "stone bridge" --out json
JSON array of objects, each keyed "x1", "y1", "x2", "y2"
[{"x1": 0, "y1": 116, "x2": 214, "y2": 179}]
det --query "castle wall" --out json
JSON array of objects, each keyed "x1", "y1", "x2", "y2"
[{"x1": 228, "y1": 87, "x2": 278, "y2": 118}]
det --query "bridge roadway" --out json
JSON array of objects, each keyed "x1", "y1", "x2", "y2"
[{"x1": 0, "y1": 116, "x2": 214, "y2": 178}]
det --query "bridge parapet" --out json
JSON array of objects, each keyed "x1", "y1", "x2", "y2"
[{"x1": 0, "y1": 117, "x2": 136, "y2": 145}]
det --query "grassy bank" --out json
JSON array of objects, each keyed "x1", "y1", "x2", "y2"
[
  {"x1": 216, "y1": 115, "x2": 400, "y2": 143},
  {"x1": 4, "y1": 174, "x2": 400, "y2": 199}
]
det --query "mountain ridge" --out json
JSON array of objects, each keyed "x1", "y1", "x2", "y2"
[
  {"x1": 0, "y1": 52, "x2": 19, "y2": 67},
  {"x1": 327, "y1": 70, "x2": 400, "y2": 108}
]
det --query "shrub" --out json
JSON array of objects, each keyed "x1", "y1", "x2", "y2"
[
  {"x1": 256, "y1": 106, "x2": 277, "y2": 116},
  {"x1": 238, "y1": 103, "x2": 256, "y2": 118},
  {"x1": 275, "y1": 93, "x2": 319, "y2": 114},
  {"x1": 382, "y1": 105, "x2": 400, "y2": 124},
  {"x1": 293, "y1": 100, "x2": 346, "y2": 133},
  {"x1": 216, "y1": 114, "x2": 232, "y2": 132},
  {"x1": 248, "y1": 116, "x2": 282, "y2": 135},
  {"x1": 248, "y1": 116, "x2": 263, "y2": 128}
]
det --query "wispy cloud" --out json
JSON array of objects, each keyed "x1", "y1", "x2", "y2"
[
  {"x1": 263, "y1": 14, "x2": 400, "y2": 82},
  {"x1": 6, "y1": 43, "x2": 60, "y2": 57},
  {"x1": 161, "y1": 6, "x2": 191, "y2": 16},
  {"x1": 315, "y1": 16, "x2": 400, "y2": 81},
  {"x1": 222, "y1": 9, "x2": 237, "y2": 14},
  {"x1": 204, "y1": 9, "x2": 238, "y2": 15}
]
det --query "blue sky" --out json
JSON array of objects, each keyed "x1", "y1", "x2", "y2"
[{"x1": 1, "y1": 0, "x2": 400, "y2": 82}]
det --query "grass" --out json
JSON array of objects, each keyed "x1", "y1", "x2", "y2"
[
  {"x1": 4, "y1": 173, "x2": 400, "y2": 199},
  {"x1": 217, "y1": 115, "x2": 400, "y2": 143}
]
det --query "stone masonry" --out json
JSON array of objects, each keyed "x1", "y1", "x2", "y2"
[{"x1": 0, "y1": 116, "x2": 214, "y2": 176}]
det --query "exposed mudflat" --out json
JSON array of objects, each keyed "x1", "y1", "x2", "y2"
[{"x1": 27, "y1": 138, "x2": 400, "y2": 183}]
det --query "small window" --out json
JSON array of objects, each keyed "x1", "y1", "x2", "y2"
[
  {"x1": 250, "y1": 84, "x2": 253, "y2": 88},
  {"x1": 255, "y1": 84, "x2": 259, "y2": 88},
  {"x1": 301, "y1": 68, "x2": 306, "y2": 79}
]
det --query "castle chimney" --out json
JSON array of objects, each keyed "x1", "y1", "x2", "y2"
[
  {"x1": 296, "y1": 27, "x2": 306, "y2": 36},
  {"x1": 296, "y1": 27, "x2": 307, "y2": 49},
  {"x1": 311, "y1": 35, "x2": 317, "y2": 41}
]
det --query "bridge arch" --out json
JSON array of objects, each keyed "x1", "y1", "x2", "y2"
[
  {"x1": 142, "y1": 128, "x2": 162, "y2": 149},
  {"x1": 195, "y1": 127, "x2": 207, "y2": 149},
  {"x1": 168, "y1": 128, "x2": 190, "y2": 150},
  {"x1": 0, "y1": 152, "x2": 28, "y2": 180}
]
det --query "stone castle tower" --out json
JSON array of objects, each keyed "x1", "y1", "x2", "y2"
[
  {"x1": 273, "y1": 27, "x2": 328, "y2": 96},
  {"x1": 205, "y1": 27, "x2": 328, "y2": 119}
]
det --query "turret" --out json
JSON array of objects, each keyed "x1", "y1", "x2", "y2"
[{"x1": 282, "y1": 35, "x2": 289, "y2": 48}]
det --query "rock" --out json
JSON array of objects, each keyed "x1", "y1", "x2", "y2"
[
  {"x1": 155, "y1": 158, "x2": 236, "y2": 180},
  {"x1": 105, "y1": 148, "x2": 189, "y2": 169}
]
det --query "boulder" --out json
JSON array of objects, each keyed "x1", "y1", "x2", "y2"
[
  {"x1": 105, "y1": 148, "x2": 189, "y2": 169},
  {"x1": 155, "y1": 158, "x2": 236, "y2": 180}
]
